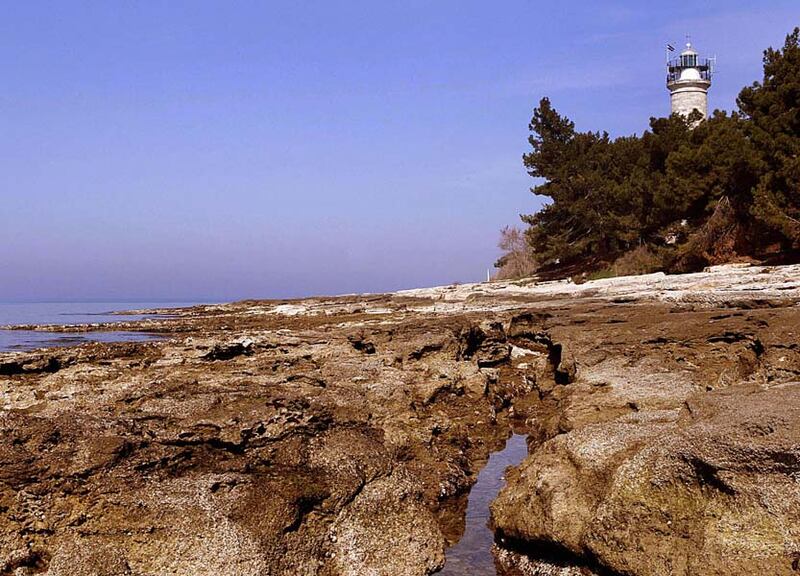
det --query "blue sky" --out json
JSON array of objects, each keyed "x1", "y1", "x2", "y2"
[{"x1": 1, "y1": 1, "x2": 796, "y2": 301}]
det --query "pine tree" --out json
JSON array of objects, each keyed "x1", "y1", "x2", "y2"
[
  {"x1": 737, "y1": 28, "x2": 800, "y2": 247},
  {"x1": 663, "y1": 112, "x2": 763, "y2": 227},
  {"x1": 514, "y1": 28, "x2": 800, "y2": 277}
]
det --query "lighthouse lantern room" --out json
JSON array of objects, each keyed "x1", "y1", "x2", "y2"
[{"x1": 667, "y1": 41, "x2": 713, "y2": 120}]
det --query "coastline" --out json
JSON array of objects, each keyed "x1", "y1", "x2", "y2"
[{"x1": 1, "y1": 263, "x2": 799, "y2": 575}]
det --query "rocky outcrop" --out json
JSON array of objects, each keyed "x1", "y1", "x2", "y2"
[
  {"x1": 398, "y1": 263, "x2": 800, "y2": 309},
  {"x1": 0, "y1": 264, "x2": 798, "y2": 576},
  {"x1": 492, "y1": 299, "x2": 800, "y2": 576},
  {"x1": 596, "y1": 384, "x2": 800, "y2": 575},
  {"x1": 0, "y1": 312, "x2": 558, "y2": 576},
  {"x1": 0, "y1": 353, "x2": 69, "y2": 375},
  {"x1": 493, "y1": 384, "x2": 800, "y2": 575}
]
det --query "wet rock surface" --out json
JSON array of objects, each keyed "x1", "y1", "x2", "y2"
[{"x1": 0, "y1": 264, "x2": 798, "y2": 575}]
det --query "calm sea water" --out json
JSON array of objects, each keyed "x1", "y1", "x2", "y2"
[{"x1": 0, "y1": 302, "x2": 202, "y2": 352}]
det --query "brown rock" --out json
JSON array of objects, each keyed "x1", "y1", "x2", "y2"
[{"x1": 493, "y1": 384, "x2": 800, "y2": 576}]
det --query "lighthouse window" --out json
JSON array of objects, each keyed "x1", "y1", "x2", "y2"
[{"x1": 681, "y1": 54, "x2": 697, "y2": 67}]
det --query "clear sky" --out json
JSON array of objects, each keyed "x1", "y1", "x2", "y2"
[{"x1": 1, "y1": 1, "x2": 796, "y2": 301}]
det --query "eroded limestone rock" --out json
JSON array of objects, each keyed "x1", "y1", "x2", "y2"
[{"x1": 493, "y1": 385, "x2": 800, "y2": 576}]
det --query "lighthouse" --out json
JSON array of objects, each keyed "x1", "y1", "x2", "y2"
[{"x1": 667, "y1": 41, "x2": 713, "y2": 120}]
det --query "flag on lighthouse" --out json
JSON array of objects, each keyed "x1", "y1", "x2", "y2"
[{"x1": 667, "y1": 43, "x2": 676, "y2": 52}]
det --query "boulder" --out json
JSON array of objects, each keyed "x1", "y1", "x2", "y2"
[{"x1": 492, "y1": 384, "x2": 800, "y2": 576}]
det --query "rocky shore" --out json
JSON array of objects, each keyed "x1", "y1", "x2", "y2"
[{"x1": 1, "y1": 264, "x2": 799, "y2": 575}]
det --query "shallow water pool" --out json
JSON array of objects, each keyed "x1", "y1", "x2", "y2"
[{"x1": 437, "y1": 433, "x2": 528, "y2": 575}]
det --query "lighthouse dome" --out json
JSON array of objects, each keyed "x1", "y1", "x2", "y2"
[{"x1": 679, "y1": 67, "x2": 702, "y2": 80}]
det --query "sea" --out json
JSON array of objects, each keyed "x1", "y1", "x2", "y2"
[{"x1": 0, "y1": 302, "x2": 203, "y2": 353}]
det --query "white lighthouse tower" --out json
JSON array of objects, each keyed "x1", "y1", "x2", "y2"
[{"x1": 667, "y1": 41, "x2": 713, "y2": 119}]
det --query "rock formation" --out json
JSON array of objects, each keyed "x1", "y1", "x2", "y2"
[{"x1": 0, "y1": 264, "x2": 798, "y2": 575}]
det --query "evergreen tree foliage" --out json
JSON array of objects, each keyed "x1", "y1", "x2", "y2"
[
  {"x1": 521, "y1": 99, "x2": 647, "y2": 265},
  {"x1": 518, "y1": 28, "x2": 800, "y2": 275},
  {"x1": 738, "y1": 28, "x2": 800, "y2": 246}
]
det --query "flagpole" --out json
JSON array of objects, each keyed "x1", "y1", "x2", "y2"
[{"x1": 666, "y1": 42, "x2": 676, "y2": 68}]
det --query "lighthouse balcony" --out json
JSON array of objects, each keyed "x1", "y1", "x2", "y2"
[{"x1": 666, "y1": 58, "x2": 713, "y2": 83}]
